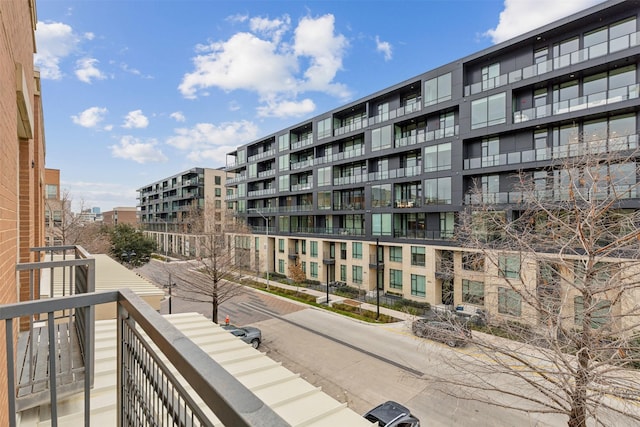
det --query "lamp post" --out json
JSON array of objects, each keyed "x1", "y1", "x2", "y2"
[
  {"x1": 164, "y1": 273, "x2": 177, "y2": 314},
  {"x1": 376, "y1": 238, "x2": 380, "y2": 320},
  {"x1": 249, "y1": 209, "x2": 270, "y2": 290}
]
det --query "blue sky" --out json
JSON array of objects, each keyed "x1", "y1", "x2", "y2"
[{"x1": 35, "y1": 0, "x2": 604, "y2": 212}]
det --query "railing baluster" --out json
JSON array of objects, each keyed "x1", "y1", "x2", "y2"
[{"x1": 6, "y1": 319, "x2": 17, "y2": 427}]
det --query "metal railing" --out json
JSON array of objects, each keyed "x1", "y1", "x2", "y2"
[{"x1": 0, "y1": 289, "x2": 289, "y2": 427}]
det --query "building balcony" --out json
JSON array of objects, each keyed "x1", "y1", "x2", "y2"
[
  {"x1": 278, "y1": 204, "x2": 314, "y2": 213},
  {"x1": 257, "y1": 169, "x2": 276, "y2": 178},
  {"x1": 247, "y1": 188, "x2": 276, "y2": 197},
  {"x1": 247, "y1": 149, "x2": 276, "y2": 163},
  {"x1": 291, "y1": 182, "x2": 313, "y2": 192},
  {"x1": 290, "y1": 136, "x2": 314, "y2": 150},
  {"x1": 369, "y1": 99, "x2": 422, "y2": 126},
  {"x1": 393, "y1": 229, "x2": 453, "y2": 240},
  {"x1": 465, "y1": 186, "x2": 638, "y2": 205},
  {"x1": 314, "y1": 148, "x2": 364, "y2": 166},
  {"x1": 333, "y1": 174, "x2": 366, "y2": 186},
  {"x1": 226, "y1": 174, "x2": 247, "y2": 184},
  {"x1": 2, "y1": 246, "x2": 370, "y2": 426},
  {"x1": 368, "y1": 166, "x2": 421, "y2": 182},
  {"x1": 334, "y1": 118, "x2": 368, "y2": 136},
  {"x1": 513, "y1": 83, "x2": 639, "y2": 124},
  {"x1": 464, "y1": 30, "x2": 640, "y2": 96},
  {"x1": 394, "y1": 125, "x2": 458, "y2": 148}
]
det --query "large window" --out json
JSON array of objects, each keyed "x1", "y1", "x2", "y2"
[
  {"x1": 482, "y1": 63, "x2": 500, "y2": 90},
  {"x1": 279, "y1": 175, "x2": 289, "y2": 191},
  {"x1": 352, "y1": 266, "x2": 363, "y2": 284},
  {"x1": 340, "y1": 242, "x2": 347, "y2": 259},
  {"x1": 310, "y1": 262, "x2": 318, "y2": 278},
  {"x1": 278, "y1": 239, "x2": 285, "y2": 253},
  {"x1": 498, "y1": 287, "x2": 522, "y2": 316},
  {"x1": 372, "y1": 184, "x2": 392, "y2": 207},
  {"x1": 462, "y1": 279, "x2": 484, "y2": 305},
  {"x1": 424, "y1": 177, "x2": 451, "y2": 204},
  {"x1": 471, "y1": 92, "x2": 506, "y2": 129},
  {"x1": 278, "y1": 134, "x2": 289, "y2": 151},
  {"x1": 411, "y1": 274, "x2": 426, "y2": 297},
  {"x1": 317, "y1": 117, "x2": 332, "y2": 139},
  {"x1": 278, "y1": 154, "x2": 289, "y2": 171},
  {"x1": 411, "y1": 246, "x2": 425, "y2": 266},
  {"x1": 424, "y1": 142, "x2": 451, "y2": 172},
  {"x1": 310, "y1": 241, "x2": 318, "y2": 257},
  {"x1": 278, "y1": 259, "x2": 285, "y2": 274},
  {"x1": 318, "y1": 191, "x2": 331, "y2": 210},
  {"x1": 498, "y1": 255, "x2": 521, "y2": 279},
  {"x1": 424, "y1": 73, "x2": 452, "y2": 106},
  {"x1": 372, "y1": 214, "x2": 392, "y2": 236},
  {"x1": 340, "y1": 265, "x2": 347, "y2": 281},
  {"x1": 462, "y1": 253, "x2": 484, "y2": 272},
  {"x1": 352, "y1": 242, "x2": 363, "y2": 259},
  {"x1": 372, "y1": 125, "x2": 393, "y2": 151},
  {"x1": 389, "y1": 246, "x2": 403, "y2": 262},
  {"x1": 574, "y1": 296, "x2": 611, "y2": 329},
  {"x1": 317, "y1": 166, "x2": 332, "y2": 187},
  {"x1": 45, "y1": 184, "x2": 58, "y2": 199},
  {"x1": 390, "y1": 269, "x2": 403, "y2": 289}
]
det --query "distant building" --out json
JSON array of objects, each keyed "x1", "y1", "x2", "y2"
[
  {"x1": 103, "y1": 207, "x2": 137, "y2": 226},
  {"x1": 137, "y1": 167, "x2": 232, "y2": 256},
  {"x1": 44, "y1": 168, "x2": 63, "y2": 246},
  {"x1": 77, "y1": 208, "x2": 102, "y2": 223}
]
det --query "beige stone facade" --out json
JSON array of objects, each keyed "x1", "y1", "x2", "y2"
[{"x1": 103, "y1": 206, "x2": 138, "y2": 226}]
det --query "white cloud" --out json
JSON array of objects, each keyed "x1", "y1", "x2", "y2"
[
  {"x1": 122, "y1": 110, "x2": 149, "y2": 129},
  {"x1": 257, "y1": 98, "x2": 315, "y2": 118},
  {"x1": 60, "y1": 180, "x2": 138, "y2": 212},
  {"x1": 110, "y1": 136, "x2": 167, "y2": 164},
  {"x1": 75, "y1": 57, "x2": 107, "y2": 83},
  {"x1": 35, "y1": 21, "x2": 81, "y2": 79},
  {"x1": 170, "y1": 111, "x2": 186, "y2": 122},
  {"x1": 166, "y1": 120, "x2": 259, "y2": 165},
  {"x1": 485, "y1": 0, "x2": 606, "y2": 44},
  {"x1": 179, "y1": 13, "x2": 351, "y2": 118},
  {"x1": 375, "y1": 36, "x2": 392, "y2": 61},
  {"x1": 71, "y1": 106, "x2": 108, "y2": 128}
]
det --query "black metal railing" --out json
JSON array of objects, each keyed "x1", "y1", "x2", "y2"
[{"x1": 0, "y1": 289, "x2": 289, "y2": 427}]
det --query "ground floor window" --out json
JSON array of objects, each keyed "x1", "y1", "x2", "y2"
[
  {"x1": 462, "y1": 279, "x2": 484, "y2": 305},
  {"x1": 278, "y1": 259, "x2": 285, "y2": 274},
  {"x1": 340, "y1": 265, "x2": 347, "y2": 281},
  {"x1": 411, "y1": 274, "x2": 426, "y2": 297},
  {"x1": 498, "y1": 287, "x2": 522, "y2": 316},
  {"x1": 390, "y1": 269, "x2": 403, "y2": 289},
  {"x1": 574, "y1": 296, "x2": 611, "y2": 329},
  {"x1": 310, "y1": 262, "x2": 318, "y2": 278},
  {"x1": 352, "y1": 266, "x2": 363, "y2": 284}
]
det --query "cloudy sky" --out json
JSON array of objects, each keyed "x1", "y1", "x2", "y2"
[{"x1": 35, "y1": 0, "x2": 605, "y2": 211}]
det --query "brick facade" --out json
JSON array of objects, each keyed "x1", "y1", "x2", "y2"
[{"x1": 0, "y1": 0, "x2": 45, "y2": 424}]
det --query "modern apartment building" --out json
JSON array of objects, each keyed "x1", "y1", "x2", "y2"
[
  {"x1": 0, "y1": 0, "x2": 46, "y2": 424},
  {"x1": 138, "y1": 167, "x2": 232, "y2": 256},
  {"x1": 226, "y1": 0, "x2": 640, "y2": 323}
]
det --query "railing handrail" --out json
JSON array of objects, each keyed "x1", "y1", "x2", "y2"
[{"x1": 0, "y1": 289, "x2": 290, "y2": 427}]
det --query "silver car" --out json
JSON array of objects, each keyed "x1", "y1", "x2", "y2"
[
  {"x1": 363, "y1": 401, "x2": 420, "y2": 427},
  {"x1": 222, "y1": 325, "x2": 262, "y2": 349}
]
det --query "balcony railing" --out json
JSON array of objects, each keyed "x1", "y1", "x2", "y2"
[
  {"x1": 465, "y1": 186, "x2": 638, "y2": 205},
  {"x1": 334, "y1": 118, "x2": 368, "y2": 136},
  {"x1": 513, "y1": 83, "x2": 639, "y2": 123},
  {"x1": 315, "y1": 148, "x2": 365, "y2": 166},
  {"x1": 369, "y1": 99, "x2": 422, "y2": 126},
  {"x1": 290, "y1": 136, "x2": 314, "y2": 150},
  {"x1": 394, "y1": 125, "x2": 458, "y2": 148},
  {"x1": 393, "y1": 229, "x2": 453, "y2": 240},
  {"x1": 247, "y1": 188, "x2": 276, "y2": 197},
  {"x1": 1, "y1": 287, "x2": 288, "y2": 427},
  {"x1": 464, "y1": 30, "x2": 640, "y2": 96},
  {"x1": 368, "y1": 166, "x2": 421, "y2": 182},
  {"x1": 247, "y1": 149, "x2": 276, "y2": 163}
]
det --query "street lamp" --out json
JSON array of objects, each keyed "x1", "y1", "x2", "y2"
[
  {"x1": 164, "y1": 273, "x2": 177, "y2": 314},
  {"x1": 249, "y1": 208, "x2": 270, "y2": 290}
]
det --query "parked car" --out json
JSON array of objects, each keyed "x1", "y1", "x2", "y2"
[
  {"x1": 222, "y1": 325, "x2": 262, "y2": 349},
  {"x1": 363, "y1": 401, "x2": 420, "y2": 427},
  {"x1": 412, "y1": 318, "x2": 471, "y2": 347}
]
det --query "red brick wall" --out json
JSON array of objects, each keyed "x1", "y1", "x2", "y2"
[{"x1": 0, "y1": 1, "x2": 44, "y2": 424}]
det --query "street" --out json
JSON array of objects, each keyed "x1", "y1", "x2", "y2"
[{"x1": 135, "y1": 261, "x2": 635, "y2": 426}]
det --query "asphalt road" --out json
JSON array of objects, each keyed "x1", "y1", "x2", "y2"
[{"x1": 135, "y1": 260, "x2": 636, "y2": 426}]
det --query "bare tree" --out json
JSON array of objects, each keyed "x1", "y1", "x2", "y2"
[
  {"x1": 288, "y1": 259, "x2": 306, "y2": 294},
  {"x1": 434, "y1": 143, "x2": 640, "y2": 426},
  {"x1": 171, "y1": 201, "x2": 251, "y2": 323}
]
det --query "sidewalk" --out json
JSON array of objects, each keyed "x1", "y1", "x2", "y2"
[{"x1": 247, "y1": 275, "x2": 417, "y2": 323}]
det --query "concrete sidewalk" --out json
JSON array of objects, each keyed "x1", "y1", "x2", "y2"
[{"x1": 247, "y1": 275, "x2": 417, "y2": 323}]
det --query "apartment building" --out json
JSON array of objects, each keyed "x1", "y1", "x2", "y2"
[
  {"x1": 0, "y1": 0, "x2": 46, "y2": 424},
  {"x1": 44, "y1": 168, "x2": 63, "y2": 245},
  {"x1": 102, "y1": 206, "x2": 137, "y2": 226},
  {"x1": 226, "y1": 0, "x2": 640, "y2": 325},
  {"x1": 138, "y1": 167, "x2": 232, "y2": 256}
]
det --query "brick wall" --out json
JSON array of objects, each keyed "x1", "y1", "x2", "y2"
[{"x1": 0, "y1": 0, "x2": 44, "y2": 424}]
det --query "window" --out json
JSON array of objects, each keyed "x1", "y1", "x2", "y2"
[
  {"x1": 215, "y1": 188, "x2": 221, "y2": 197},
  {"x1": 471, "y1": 92, "x2": 506, "y2": 129},
  {"x1": 424, "y1": 142, "x2": 451, "y2": 172},
  {"x1": 279, "y1": 175, "x2": 289, "y2": 191},
  {"x1": 301, "y1": 240, "x2": 307, "y2": 254},
  {"x1": 411, "y1": 274, "x2": 426, "y2": 297},
  {"x1": 553, "y1": 37, "x2": 579, "y2": 68},
  {"x1": 278, "y1": 134, "x2": 290, "y2": 151},
  {"x1": 278, "y1": 259, "x2": 285, "y2": 274},
  {"x1": 411, "y1": 246, "x2": 425, "y2": 266},
  {"x1": 498, "y1": 255, "x2": 521, "y2": 279},
  {"x1": 424, "y1": 73, "x2": 452, "y2": 106},
  {"x1": 481, "y1": 63, "x2": 500, "y2": 90},
  {"x1": 45, "y1": 184, "x2": 58, "y2": 199},
  {"x1": 310, "y1": 241, "x2": 318, "y2": 257},
  {"x1": 352, "y1": 266, "x2": 363, "y2": 284},
  {"x1": 372, "y1": 184, "x2": 392, "y2": 208},
  {"x1": 371, "y1": 125, "x2": 393, "y2": 151},
  {"x1": 215, "y1": 200, "x2": 221, "y2": 208},
  {"x1": 318, "y1": 191, "x2": 331, "y2": 210},
  {"x1": 340, "y1": 265, "x2": 347, "y2": 281},
  {"x1": 317, "y1": 117, "x2": 332, "y2": 139},
  {"x1": 462, "y1": 279, "x2": 484, "y2": 305},
  {"x1": 498, "y1": 287, "x2": 522, "y2": 316},
  {"x1": 389, "y1": 246, "x2": 402, "y2": 262},
  {"x1": 255, "y1": 237, "x2": 260, "y2": 250},
  {"x1": 574, "y1": 296, "x2": 611, "y2": 329},
  {"x1": 340, "y1": 243, "x2": 347, "y2": 260},
  {"x1": 424, "y1": 177, "x2": 451, "y2": 204},
  {"x1": 462, "y1": 253, "x2": 484, "y2": 272},
  {"x1": 278, "y1": 154, "x2": 289, "y2": 171},
  {"x1": 372, "y1": 214, "x2": 392, "y2": 236},
  {"x1": 317, "y1": 166, "x2": 332, "y2": 187},
  {"x1": 310, "y1": 262, "x2": 318, "y2": 278},
  {"x1": 278, "y1": 239, "x2": 285, "y2": 253},
  {"x1": 215, "y1": 176, "x2": 221, "y2": 185},
  {"x1": 389, "y1": 269, "x2": 403, "y2": 289},
  {"x1": 609, "y1": 17, "x2": 637, "y2": 52},
  {"x1": 352, "y1": 242, "x2": 362, "y2": 259}
]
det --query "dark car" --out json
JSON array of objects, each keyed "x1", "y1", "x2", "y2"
[
  {"x1": 412, "y1": 319, "x2": 471, "y2": 347},
  {"x1": 222, "y1": 325, "x2": 262, "y2": 349},
  {"x1": 363, "y1": 401, "x2": 420, "y2": 427}
]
